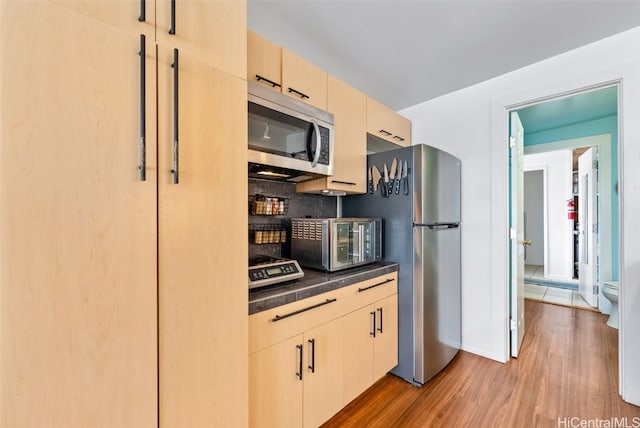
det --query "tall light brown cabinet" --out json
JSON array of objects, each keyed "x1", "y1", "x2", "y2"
[{"x1": 0, "y1": 1, "x2": 248, "y2": 427}]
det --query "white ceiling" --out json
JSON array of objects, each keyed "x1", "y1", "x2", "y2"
[{"x1": 248, "y1": 1, "x2": 640, "y2": 111}]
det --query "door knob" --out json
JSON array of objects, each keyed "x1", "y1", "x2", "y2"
[{"x1": 521, "y1": 240, "x2": 532, "y2": 246}]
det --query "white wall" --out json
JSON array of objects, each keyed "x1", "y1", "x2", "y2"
[
  {"x1": 401, "y1": 26, "x2": 640, "y2": 405},
  {"x1": 523, "y1": 170, "x2": 545, "y2": 267},
  {"x1": 524, "y1": 151, "x2": 573, "y2": 280}
]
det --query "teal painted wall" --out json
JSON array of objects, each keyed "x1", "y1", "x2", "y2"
[{"x1": 524, "y1": 115, "x2": 619, "y2": 280}]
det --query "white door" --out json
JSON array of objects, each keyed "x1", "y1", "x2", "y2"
[
  {"x1": 578, "y1": 147, "x2": 599, "y2": 307},
  {"x1": 510, "y1": 111, "x2": 526, "y2": 358}
]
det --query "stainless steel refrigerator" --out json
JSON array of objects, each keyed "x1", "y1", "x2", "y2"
[{"x1": 342, "y1": 144, "x2": 461, "y2": 386}]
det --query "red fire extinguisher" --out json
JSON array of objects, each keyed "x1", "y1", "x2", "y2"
[{"x1": 567, "y1": 198, "x2": 576, "y2": 220}]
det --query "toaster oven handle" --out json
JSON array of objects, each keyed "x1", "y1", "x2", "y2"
[
  {"x1": 310, "y1": 119, "x2": 322, "y2": 168},
  {"x1": 358, "y1": 224, "x2": 365, "y2": 263}
]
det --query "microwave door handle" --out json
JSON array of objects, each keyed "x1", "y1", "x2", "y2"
[{"x1": 310, "y1": 119, "x2": 321, "y2": 168}]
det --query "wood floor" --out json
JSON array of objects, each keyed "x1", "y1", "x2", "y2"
[{"x1": 323, "y1": 299, "x2": 640, "y2": 428}]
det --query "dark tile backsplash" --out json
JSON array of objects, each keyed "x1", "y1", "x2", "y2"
[{"x1": 248, "y1": 178, "x2": 337, "y2": 259}]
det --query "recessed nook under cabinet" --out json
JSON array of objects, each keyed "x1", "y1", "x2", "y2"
[{"x1": 248, "y1": 178, "x2": 337, "y2": 260}]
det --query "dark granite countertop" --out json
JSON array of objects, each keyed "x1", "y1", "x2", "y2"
[{"x1": 249, "y1": 262, "x2": 399, "y2": 315}]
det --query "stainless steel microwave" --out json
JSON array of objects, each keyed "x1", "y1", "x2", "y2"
[
  {"x1": 248, "y1": 81, "x2": 334, "y2": 182},
  {"x1": 291, "y1": 218, "x2": 382, "y2": 272}
]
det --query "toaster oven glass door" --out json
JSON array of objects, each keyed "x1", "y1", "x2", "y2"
[{"x1": 331, "y1": 221, "x2": 375, "y2": 269}]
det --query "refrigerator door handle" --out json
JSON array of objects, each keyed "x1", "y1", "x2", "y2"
[{"x1": 414, "y1": 223, "x2": 459, "y2": 230}]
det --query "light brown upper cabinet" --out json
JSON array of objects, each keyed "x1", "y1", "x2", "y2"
[
  {"x1": 297, "y1": 76, "x2": 367, "y2": 195},
  {"x1": 247, "y1": 29, "x2": 282, "y2": 90},
  {"x1": 282, "y1": 48, "x2": 328, "y2": 110},
  {"x1": 366, "y1": 96, "x2": 411, "y2": 147},
  {"x1": 156, "y1": 0, "x2": 246, "y2": 79},
  {"x1": 248, "y1": 31, "x2": 328, "y2": 110},
  {"x1": 51, "y1": 0, "x2": 154, "y2": 32}
]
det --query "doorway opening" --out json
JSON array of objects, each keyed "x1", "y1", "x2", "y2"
[
  {"x1": 508, "y1": 84, "x2": 620, "y2": 357},
  {"x1": 522, "y1": 144, "x2": 607, "y2": 309}
]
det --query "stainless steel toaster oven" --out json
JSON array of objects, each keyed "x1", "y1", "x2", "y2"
[{"x1": 290, "y1": 218, "x2": 382, "y2": 272}]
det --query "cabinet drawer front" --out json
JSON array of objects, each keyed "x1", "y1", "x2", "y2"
[
  {"x1": 342, "y1": 272, "x2": 397, "y2": 314},
  {"x1": 250, "y1": 289, "x2": 349, "y2": 353}
]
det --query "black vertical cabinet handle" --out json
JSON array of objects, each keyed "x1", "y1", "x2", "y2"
[
  {"x1": 308, "y1": 339, "x2": 315, "y2": 373},
  {"x1": 169, "y1": 0, "x2": 176, "y2": 34},
  {"x1": 296, "y1": 344, "x2": 303, "y2": 380},
  {"x1": 138, "y1": 0, "x2": 145, "y2": 21},
  {"x1": 370, "y1": 311, "x2": 376, "y2": 338},
  {"x1": 138, "y1": 34, "x2": 146, "y2": 181},
  {"x1": 170, "y1": 48, "x2": 179, "y2": 184},
  {"x1": 377, "y1": 307, "x2": 383, "y2": 333}
]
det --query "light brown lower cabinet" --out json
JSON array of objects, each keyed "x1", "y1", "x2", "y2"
[
  {"x1": 249, "y1": 318, "x2": 343, "y2": 428},
  {"x1": 0, "y1": 3, "x2": 157, "y2": 426},
  {"x1": 249, "y1": 272, "x2": 397, "y2": 427},
  {"x1": 343, "y1": 294, "x2": 399, "y2": 405},
  {"x1": 157, "y1": 47, "x2": 248, "y2": 427}
]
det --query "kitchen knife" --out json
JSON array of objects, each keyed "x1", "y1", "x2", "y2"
[
  {"x1": 389, "y1": 158, "x2": 398, "y2": 196},
  {"x1": 367, "y1": 167, "x2": 374, "y2": 194},
  {"x1": 372, "y1": 165, "x2": 382, "y2": 192},
  {"x1": 402, "y1": 160, "x2": 409, "y2": 195},
  {"x1": 382, "y1": 164, "x2": 390, "y2": 198},
  {"x1": 394, "y1": 159, "x2": 402, "y2": 194}
]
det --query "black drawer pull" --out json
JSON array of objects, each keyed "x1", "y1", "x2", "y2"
[
  {"x1": 138, "y1": 34, "x2": 146, "y2": 181},
  {"x1": 308, "y1": 339, "x2": 315, "y2": 373},
  {"x1": 169, "y1": 0, "x2": 176, "y2": 34},
  {"x1": 287, "y1": 87, "x2": 310, "y2": 100},
  {"x1": 256, "y1": 74, "x2": 282, "y2": 88},
  {"x1": 358, "y1": 278, "x2": 394, "y2": 293},
  {"x1": 393, "y1": 135, "x2": 405, "y2": 142},
  {"x1": 138, "y1": 0, "x2": 145, "y2": 21},
  {"x1": 331, "y1": 180, "x2": 357, "y2": 186},
  {"x1": 271, "y1": 298, "x2": 337, "y2": 322},
  {"x1": 370, "y1": 311, "x2": 376, "y2": 338},
  {"x1": 296, "y1": 344, "x2": 303, "y2": 380},
  {"x1": 379, "y1": 129, "x2": 392, "y2": 136},
  {"x1": 170, "y1": 48, "x2": 179, "y2": 184}
]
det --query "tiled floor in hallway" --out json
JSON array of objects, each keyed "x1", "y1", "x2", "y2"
[{"x1": 524, "y1": 265, "x2": 594, "y2": 310}]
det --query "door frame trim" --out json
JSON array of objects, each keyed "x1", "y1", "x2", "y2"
[{"x1": 490, "y1": 79, "x2": 623, "y2": 391}]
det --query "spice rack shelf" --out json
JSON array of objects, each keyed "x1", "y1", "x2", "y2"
[
  {"x1": 249, "y1": 223, "x2": 287, "y2": 244},
  {"x1": 249, "y1": 194, "x2": 289, "y2": 216}
]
